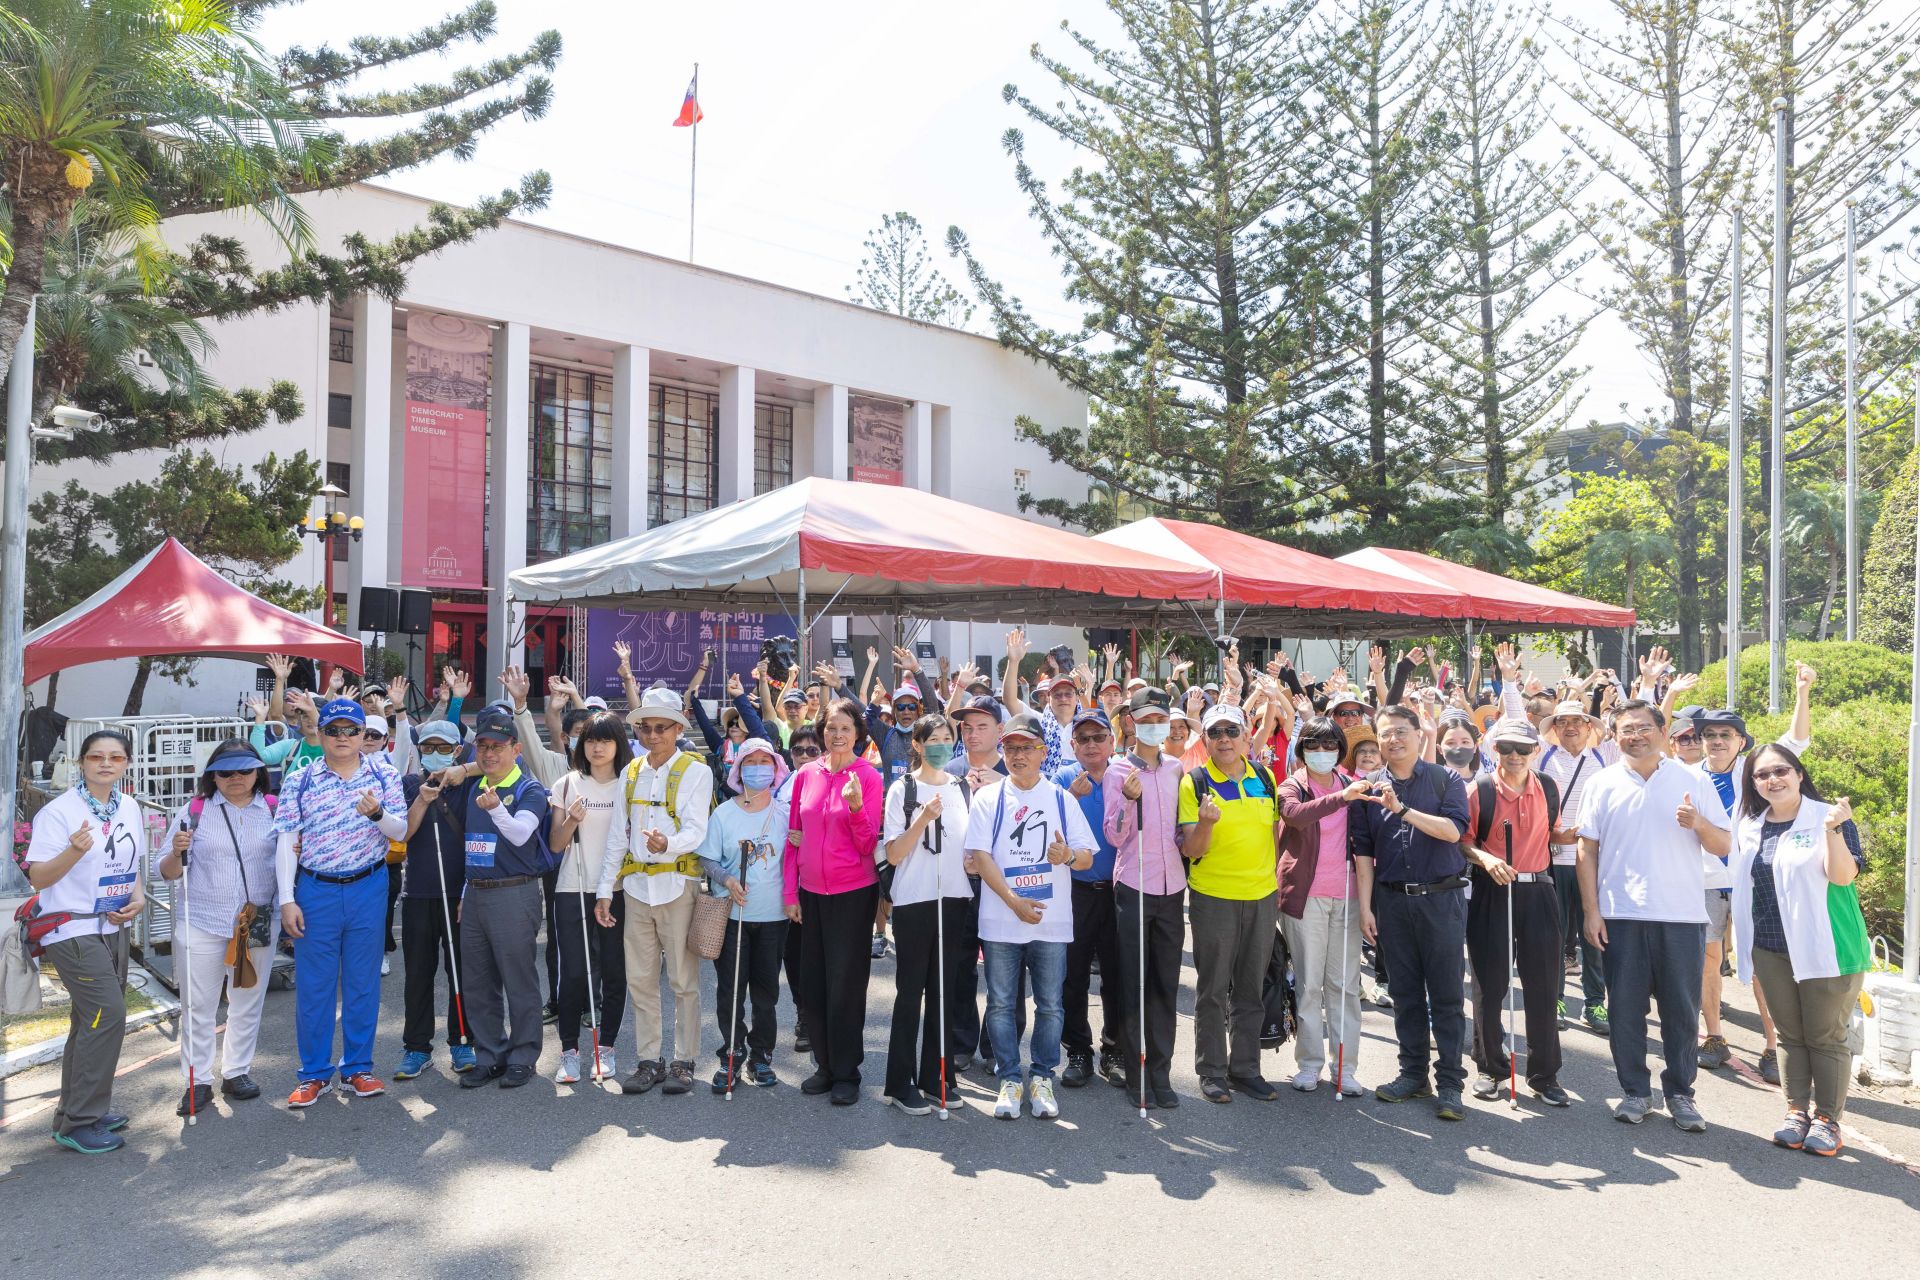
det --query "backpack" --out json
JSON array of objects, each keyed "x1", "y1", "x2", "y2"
[
  {"x1": 893, "y1": 774, "x2": 972, "y2": 904},
  {"x1": 622, "y1": 752, "x2": 714, "y2": 828},
  {"x1": 987, "y1": 779, "x2": 1070, "y2": 849},
  {"x1": 1185, "y1": 762, "x2": 1280, "y2": 816},
  {"x1": 1259, "y1": 924, "x2": 1298, "y2": 1051},
  {"x1": 1471, "y1": 771, "x2": 1562, "y2": 856},
  {"x1": 494, "y1": 772, "x2": 561, "y2": 874}
]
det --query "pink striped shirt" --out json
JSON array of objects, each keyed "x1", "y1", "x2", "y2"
[{"x1": 782, "y1": 757, "x2": 883, "y2": 905}]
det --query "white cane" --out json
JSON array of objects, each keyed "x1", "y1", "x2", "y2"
[
  {"x1": 726, "y1": 873, "x2": 745, "y2": 1101},
  {"x1": 1335, "y1": 851, "x2": 1351, "y2": 1104},
  {"x1": 428, "y1": 789, "x2": 468, "y2": 1047},
  {"x1": 1504, "y1": 819, "x2": 1519, "y2": 1110},
  {"x1": 576, "y1": 881, "x2": 601, "y2": 1084},
  {"x1": 179, "y1": 811, "x2": 197, "y2": 1126},
  {"x1": 1135, "y1": 789, "x2": 1148, "y2": 1120},
  {"x1": 932, "y1": 794, "x2": 950, "y2": 1120}
]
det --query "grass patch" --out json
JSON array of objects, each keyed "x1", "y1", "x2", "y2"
[{"x1": 2, "y1": 982, "x2": 161, "y2": 1057}]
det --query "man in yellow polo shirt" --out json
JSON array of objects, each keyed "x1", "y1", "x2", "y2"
[{"x1": 1179, "y1": 703, "x2": 1281, "y2": 1103}]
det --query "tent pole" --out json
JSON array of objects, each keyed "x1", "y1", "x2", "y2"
[
  {"x1": 797, "y1": 571, "x2": 809, "y2": 672},
  {"x1": 0, "y1": 301, "x2": 36, "y2": 897}
]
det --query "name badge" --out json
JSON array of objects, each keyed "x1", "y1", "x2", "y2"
[
  {"x1": 465, "y1": 833, "x2": 497, "y2": 870},
  {"x1": 93, "y1": 871, "x2": 137, "y2": 914}
]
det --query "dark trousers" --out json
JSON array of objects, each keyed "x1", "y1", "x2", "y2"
[
  {"x1": 541, "y1": 868, "x2": 561, "y2": 1005},
  {"x1": 1551, "y1": 863, "x2": 1606, "y2": 1008},
  {"x1": 715, "y1": 917, "x2": 788, "y2": 1065},
  {"x1": 1115, "y1": 885, "x2": 1184, "y2": 1090},
  {"x1": 401, "y1": 895, "x2": 471, "y2": 1052},
  {"x1": 1376, "y1": 885, "x2": 1469, "y2": 1092},
  {"x1": 1189, "y1": 888, "x2": 1278, "y2": 1080},
  {"x1": 552, "y1": 890, "x2": 627, "y2": 1054},
  {"x1": 1063, "y1": 879, "x2": 1121, "y2": 1058},
  {"x1": 952, "y1": 878, "x2": 983, "y2": 1056},
  {"x1": 887, "y1": 897, "x2": 971, "y2": 1097},
  {"x1": 46, "y1": 930, "x2": 128, "y2": 1136},
  {"x1": 384, "y1": 862, "x2": 403, "y2": 953},
  {"x1": 798, "y1": 884, "x2": 878, "y2": 1084},
  {"x1": 459, "y1": 880, "x2": 545, "y2": 1070},
  {"x1": 783, "y1": 911, "x2": 808, "y2": 1043},
  {"x1": 1602, "y1": 917, "x2": 1705, "y2": 1101},
  {"x1": 1466, "y1": 876, "x2": 1564, "y2": 1089}
]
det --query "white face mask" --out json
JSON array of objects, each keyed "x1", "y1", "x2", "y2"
[
  {"x1": 1303, "y1": 750, "x2": 1339, "y2": 774},
  {"x1": 1134, "y1": 722, "x2": 1171, "y2": 747}
]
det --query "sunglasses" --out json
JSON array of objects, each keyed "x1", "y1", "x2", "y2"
[
  {"x1": 637, "y1": 723, "x2": 679, "y2": 736},
  {"x1": 363, "y1": 733, "x2": 387, "y2": 745},
  {"x1": 1205, "y1": 724, "x2": 1243, "y2": 739},
  {"x1": 1494, "y1": 743, "x2": 1532, "y2": 756},
  {"x1": 322, "y1": 724, "x2": 363, "y2": 738},
  {"x1": 1073, "y1": 733, "x2": 1111, "y2": 746},
  {"x1": 214, "y1": 769, "x2": 259, "y2": 779},
  {"x1": 790, "y1": 747, "x2": 822, "y2": 760},
  {"x1": 1752, "y1": 766, "x2": 1797, "y2": 782},
  {"x1": 1671, "y1": 732, "x2": 1698, "y2": 745}
]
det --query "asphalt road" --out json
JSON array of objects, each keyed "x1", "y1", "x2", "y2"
[{"x1": 3, "y1": 934, "x2": 1916, "y2": 1279}]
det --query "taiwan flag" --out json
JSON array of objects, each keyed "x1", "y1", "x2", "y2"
[{"x1": 672, "y1": 73, "x2": 702, "y2": 127}]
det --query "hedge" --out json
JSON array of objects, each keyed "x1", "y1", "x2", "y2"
[
  {"x1": 1683, "y1": 639, "x2": 1910, "y2": 718},
  {"x1": 1861, "y1": 447, "x2": 1915, "y2": 653}
]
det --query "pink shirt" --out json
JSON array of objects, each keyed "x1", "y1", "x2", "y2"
[
  {"x1": 1306, "y1": 776, "x2": 1351, "y2": 898},
  {"x1": 782, "y1": 757, "x2": 882, "y2": 905}
]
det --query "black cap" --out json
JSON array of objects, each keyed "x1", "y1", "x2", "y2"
[
  {"x1": 473, "y1": 707, "x2": 519, "y2": 744},
  {"x1": 1070, "y1": 707, "x2": 1112, "y2": 731},
  {"x1": 953, "y1": 694, "x2": 1004, "y2": 723},
  {"x1": 1001, "y1": 710, "x2": 1047, "y2": 742},
  {"x1": 1128, "y1": 686, "x2": 1171, "y2": 716}
]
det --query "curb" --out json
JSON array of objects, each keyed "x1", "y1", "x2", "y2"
[{"x1": 0, "y1": 971, "x2": 179, "y2": 1081}]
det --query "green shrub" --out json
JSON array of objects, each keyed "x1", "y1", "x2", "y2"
[
  {"x1": 1685, "y1": 639, "x2": 1909, "y2": 717},
  {"x1": 1860, "y1": 447, "x2": 1915, "y2": 652},
  {"x1": 1744, "y1": 697, "x2": 1909, "y2": 945}
]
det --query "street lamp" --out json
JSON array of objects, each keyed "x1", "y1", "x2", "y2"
[{"x1": 295, "y1": 482, "x2": 362, "y2": 627}]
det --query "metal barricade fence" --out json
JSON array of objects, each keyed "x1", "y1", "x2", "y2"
[{"x1": 63, "y1": 715, "x2": 251, "y2": 817}]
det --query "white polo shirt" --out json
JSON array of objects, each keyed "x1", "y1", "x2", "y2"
[{"x1": 1578, "y1": 756, "x2": 1730, "y2": 924}]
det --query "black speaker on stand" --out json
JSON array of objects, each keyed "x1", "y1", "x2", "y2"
[
  {"x1": 357, "y1": 586, "x2": 400, "y2": 633},
  {"x1": 397, "y1": 589, "x2": 434, "y2": 715}
]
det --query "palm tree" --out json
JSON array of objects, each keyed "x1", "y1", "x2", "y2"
[
  {"x1": 1783, "y1": 481, "x2": 1876, "y2": 641},
  {"x1": 1435, "y1": 522, "x2": 1535, "y2": 573},
  {"x1": 1586, "y1": 527, "x2": 1675, "y2": 669},
  {"x1": 0, "y1": 0, "x2": 322, "y2": 385}
]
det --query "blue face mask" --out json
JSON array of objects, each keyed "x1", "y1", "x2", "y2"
[
  {"x1": 1303, "y1": 750, "x2": 1339, "y2": 774},
  {"x1": 739, "y1": 764, "x2": 776, "y2": 792},
  {"x1": 420, "y1": 751, "x2": 455, "y2": 771}
]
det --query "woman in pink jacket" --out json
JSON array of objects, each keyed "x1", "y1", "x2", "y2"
[{"x1": 784, "y1": 696, "x2": 884, "y2": 1105}]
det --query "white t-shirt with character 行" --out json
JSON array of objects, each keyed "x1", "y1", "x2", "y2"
[{"x1": 964, "y1": 776, "x2": 1095, "y2": 946}]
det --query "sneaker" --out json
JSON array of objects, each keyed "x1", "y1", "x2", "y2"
[
  {"x1": 1556, "y1": 998, "x2": 1568, "y2": 1022},
  {"x1": 871, "y1": 932, "x2": 889, "y2": 959},
  {"x1": 1773, "y1": 1109, "x2": 1812, "y2": 1149},
  {"x1": 1434, "y1": 1089, "x2": 1466, "y2": 1121},
  {"x1": 394, "y1": 1050, "x2": 432, "y2": 1081},
  {"x1": 380, "y1": 956, "x2": 390, "y2": 977},
  {"x1": 175, "y1": 1083, "x2": 214, "y2": 1118},
  {"x1": 1229, "y1": 1074, "x2": 1277, "y2": 1101},
  {"x1": 1758, "y1": 1048, "x2": 1781, "y2": 1086},
  {"x1": 801, "y1": 1070, "x2": 833, "y2": 1095},
  {"x1": 1803, "y1": 1113, "x2": 1843, "y2": 1156},
  {"x1": 830, "y1": 1081, "x2": 859, "y2": 1106},
  {"x1": 1374, "y1": 1076, "x2": 1435, "y2": 1104},
  {"x1": 288, "y1": 1079, "x2": 332, "y2": 1108},
  {"x1": 221, "y1": 1074, "x2": 261, "y2": 1101},
  {"x1": 1200, "y1": 1076, "x2": 1232, "y2": 1104},
  {"x1": 1533, "y1": 1083, "x2": 1572, "y2": 1108},
  {"x1": 1029, "y1": 1076, "x2": 1060, "y2": 1119},
  {"x1": 1061, "y1": 1051, "x2": 1094, "y2": 1088},
  {"x1": 460, "y1": 1064, "x2": 504, "y2": 1088},
  {"x1": 884, "y1": 1085, "x2": 933, "y2": 1114},
  {"x1": 594, "y1": 1047, "x2": 618, "y2": 1080},
  {"x1": 1584, "y1": 1004, "x2": 1609, "y2": 1033},
  {"x1": 542, "y1": 1001, "x2": 558, "y2": 1025},
  {"x1": 450, "y1": 1044, "x2": 478, "y2": 1073},
  {"x1": 500, "y1": 1064, "x2": 534, "y2": 1089},
  {"x1": 1668, "y1": 1094, "x2": 1707, "y2": 1133},
  {"x1": 794, "y1": 1030, "x2": 812, "y2": 1055},
  {"x1": 343, "y1": 1073, "x2": 386, "y2": 1098},
  {"x1": 52, "y1": 1123, "x2": 124, "y2": 1155},
  {"x1": 99, "y1": 1112, "x2": 130, "y2": 1132},
  {"x1": 1338, "y1": 1075, "x2": 1365, "y2": 1098},
  {"x1": 1152, "y1": 1085, "x2": 1180, "y2": 1109},
  {"x1": 621, "y1": 1060, "x2": 665, "y2": 1095},
  {"x1": 556, "y1": 1050, "x2": 582, "y2": 1084},
  {"x1": 993, "y1": 1079, "x2": 1023, "y2": 1119},
  {"x1": 1472, "y1": 1073, "x2": 1501, "y2": 1101},
  {"x1": 661, "y1": 1059, "x2": 695, "y2": 1095},
  {"x1": 1099, "y1": 1051, "x2": 1127, "y2": 1087},
  {"x1": 1612, "y1": 1094, "x2": 1652, "y2": 1124},
  {"x1": 1290, "y1": 1069, "x2": 1320, "y2": 1093},
  {"x1": 747, "y1": 1060, "x2": 777, "y2": 1088},
  {"x1": 1697, "y1": 1034, "x2": 1732, "y2": 1069}
]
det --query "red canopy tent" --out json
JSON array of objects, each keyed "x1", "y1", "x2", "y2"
[
  {"x1": 1335, "y1": 546, "x2": 1635, "y2": 629},
  {"x1": 23, "y1": 537, "x2": 363, "y2": 683},
  {"x1": 1095, "y1": 517, "x2": 1474, "y2": 635}
]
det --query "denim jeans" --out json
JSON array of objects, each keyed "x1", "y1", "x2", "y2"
[
  {"x1": 1602, "y1": 917, "x2": 1706, "y2": 1101},
  {"x1": 983, "y1": 939, "x2": 1067, "y2": 1084}
]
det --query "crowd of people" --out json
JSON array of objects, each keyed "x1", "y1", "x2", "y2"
[{"x1": 19, "y1": 634, "x2": 1873, "y2": 1163}]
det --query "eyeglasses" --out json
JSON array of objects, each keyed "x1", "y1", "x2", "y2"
[
  {"x1": 1002, "y1": 741, "x2": 1043, "y2": 754},
  {"x1": 1205, "y1": 724, "x2": 1243, "y2": 740},
  {"x1": 322, "y1": 724, "x2": 363, "y2": 738},
  {"x1": 1376, "y1": 728, "x2": 1415, "y2": 741},
  {"x1": 1073, "y1": 733, "x2": 1111, "y2": 746},
  {"x1": 1752, "y1": 766, "x2": 1797, "y2": 782},
  {"x1": 636, "y1": 722, "x2": 678, "y2": 736},
  {"x1": 1494, "y1": 743, "x2": 1532, "y2": 756}
]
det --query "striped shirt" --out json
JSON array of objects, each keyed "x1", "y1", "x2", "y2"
[{"x1": 274, "y1": 755, "x2": 406, "y2": 877}]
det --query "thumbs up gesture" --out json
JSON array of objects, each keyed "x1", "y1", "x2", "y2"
[
  {"x1": 1676, "y1": 791, "x2": 1698, "y2": 830},
  {"x1": 1047, "y1": 830, "x2": 1073, "y2": 865},
  {"x1": 841, "y1": 773, "x2": 863, "y2": 812}
]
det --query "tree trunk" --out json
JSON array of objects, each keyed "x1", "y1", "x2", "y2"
[
  {"x1": 1817, "y1": 548, "x2": 1837, "y2": 640},
  {"x1": 44, "y1": 670, "x2": 59, "y2": 712},
  {"x1": 122, "y1": 656, "x2": 154, "y2": 718},
  {"x1": 0, "y1": 205, "x2": 52, "y2": 392}
]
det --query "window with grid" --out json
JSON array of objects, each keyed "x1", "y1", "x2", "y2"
[
  {"x1": 329, "y1": 326, "x2": 352, "y2": 363},
  {"x1": 754, "y1": 401, "x2": 794, "y2": 494},
  {"x1": 650, "y1": 383, "x2": 717, "y2": 526},
  {"x1": 526, "y1": 362, "x2": 613, "y2": 561}
]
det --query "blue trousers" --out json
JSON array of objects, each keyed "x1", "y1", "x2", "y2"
[
  {"x1": 1602, "y1": 917, "x2": 1705, "y2": 1101},
  {"x1": 293, "y1": 868, "x2": 386, "y2": 1082}
]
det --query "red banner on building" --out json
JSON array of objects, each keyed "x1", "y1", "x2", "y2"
[
  {"x1": 401, "y1": 314, "x2": 490, "y2": 587},
  {"x1": 849, "y1": 394, "x2": 905, "y2": 485}
]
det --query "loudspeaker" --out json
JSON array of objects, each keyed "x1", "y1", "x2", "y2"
[
  {"x1": 357, "y1": 586, "x2": 400, "y2": 633},
  {"x1": 398, "y1": 589, "x2": 433, "y2": 635}
]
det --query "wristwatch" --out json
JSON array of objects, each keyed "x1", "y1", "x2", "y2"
[{"x1": 1395, "y1": 803, "x2": 1409, "y2": 818}]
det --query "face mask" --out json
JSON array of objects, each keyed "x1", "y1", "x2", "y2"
[
  {"x1": 1303, "y1": 750, "x2": 1339, "y2": 774},
  {"x1": 921, "y1": 742, "x2": 955, "y2": 769},
  {"x1": 739, "y1": 764, "x2": 776, "y2": 792},
  {"x1": 1443, "y1": 745, "x2": 1479, "y2": 768},
  {"x1": 567, "y1": 734, "x2": 581, "y2": 753},
  {"x1": 1134, "y1": 722, "x2": 1171, "y2": 747},
  {"x1": 420, "y1": 751, "x2": 455, "y2": 771}
]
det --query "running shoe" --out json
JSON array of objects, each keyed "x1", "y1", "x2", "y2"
[
  {"x1": 52, "y1": 1123, "x2": 124, "y2": 1155},
  {"x1": 993, "y1": 1079, "x2": 1023, "y2": 1119},
  {"x1": 1772, "y1": 1110, "x2": 1811, "y2": 1149},
  {"x1": 393, "y1": 1050, "x2": 431, "y2": 1081},
  {"x1": 450, "y1": 1045, "x2": 477, "y2": 1073},
  {"x1": 1803, "y1": 1113, "x2": 1843, "y2": 1156},
  {"x1": 287, "y1": 1079, "x2": 332, "y2": 1108},
  {"x1": 1028, "y1": 1076, "x2": 1059, "y2": 1119},
  {"x1": 343, "y1": 1073, "x2": 386, "y2": 1098},
  {"x1": 556, "y1": 1050, "x2": 582, "y2": 1084}
]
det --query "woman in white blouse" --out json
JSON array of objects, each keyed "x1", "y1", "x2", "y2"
[{"x1": 158, "y1": 739, "x2": 281, "y2": 1118}]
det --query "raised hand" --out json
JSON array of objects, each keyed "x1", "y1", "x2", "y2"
[
  {"x1": 866, "y1": 645, "x2": 879, "y2": 668},
  {"x1": 265, "y1": 653, "x2": 293, "y2": 680},
  {"x1": 387, "y1": 675, "x2": 410, "y2": 710},
  {"x1": 1796, "y1": 660, "x2": 1817, "y2": 692},
  {"x1": 1825, "y1": 796, "x2": 1853, "y2": 829},
  {"x1": 1369, "y1": 644, "x2": 1387, "y2": 677},
  {"x1": 500, "y1": 665, "x2": 530, "y2": 708},
  {"x1": 612, "y1": 640, "x2": 633, "y2": 674},
  {"x1": 327, "y1": 668, "x2": 346, "y2": 695},
  {"x1": 245, "y1": 694, "x2": 269, "y2": 721},
  {"x1": 727, "y1": 672, "x2": 745, "y2": 698},
  {"x1": 812, "y1": 661, "x2": 840, "y2": 686},
  {"x1": 842, "y1": 773, "x2": 864, "y2": 811},
  {"x1": 1495, "y1": 642, "x2": 1519, "y2": 680},
  {"x1": 1404, "y1": 646, "x2": 1426, "y2": 667},
  {"x1": 1005, "y1": 629, "x2": 1029, "y2": 662},
  {"x1": 1669, "y1": 671, "x2": 1700, "y2": 696},
  {"x1": 449, "y1": 668, "x2": 472, "y2": 700},
  {"x1": 892, "y1": 644, "x2": 919, "y2": 670},
  {"x1": 547, "y1": 675, "x2": 578, "y2": 705},
  {"x1": 1101, "y1": 642, "x2": 1121, "y2": 665}
]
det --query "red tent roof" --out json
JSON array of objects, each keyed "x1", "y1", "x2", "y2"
[
  {"x1": 508, "y1": 477, "x2": 1220, "y2": 623},
  {"x1": 1096, "y1": 518, "x2": 1474, "y2": 632},
  {"x1": 23, "y1": 538, "x2": 363, "y2": 684},
  {"x1": 1335, "y1": 547, "x2": 1635, "y2": 629}
]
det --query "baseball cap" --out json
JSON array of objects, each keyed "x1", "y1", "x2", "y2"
[
  {"x1": 891, "y1": 684, "x2": 923, "y2": 705},
  {"x1": 1202, "y1": 703, "x2": 1247, "y2": 732},
  {"x1": 582, "y1": 695, "x2": 609, "y2": 710},
  {"x1": 1127, "y1": 686, "x2": 1171, "y2": 717},
  {"x1": 1488, "y1": 718, "x2": 1541, "y2": 748},
  {"x1": 1099, "y1": 677, "x2": 1122, "y2": 692},
  {"x1": 1070, "y1": 707, "x2": 1112, "y2": 732},
  {"x1": 781, "y1": 688, "x2": 806, "y2": 706},
  {"x1": 363, "y1": 714, "x2": 390, "y2": 738},
  {"x1": 953, "y1": 694, "x2": 1005, "y2": 723},
  {"x1": 1001, "y1": 710, "x2": 1047, "y2": 742},
  {"x1": 416, "y1": 719, "x2": 462, "y2": 746},
  {"x1": 1125, "y1": 677, "x2": 1149, "y2": 692},
  {"x1": 473, "y1": 707, "x2": 519, "y2": 743},
  {"x1": 318, "y1": 698, "x2": 365, "y2": 728}
]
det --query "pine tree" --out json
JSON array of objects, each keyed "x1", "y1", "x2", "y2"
[
  {"x1": 847, "y1": 212, "x2": 972, "y2": 326},
  {"x1": 1416, "y1": 0, "x2": 1589, "y2": 530},
  {"x1": 948, "y1": 0, "x2": 1347, "y2": 536}
]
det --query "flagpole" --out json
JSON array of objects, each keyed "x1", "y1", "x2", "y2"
[
  {"x1": 1768, "y1": 97, "x2": 1787, "y2": 716},
  {"x1": 1844, "y1": 199, "x2": 1858, "y2": 640},
  {"x1": 689, "y1": 63, "x2": 699, "y2": 264},
  {"x1": 1728, "y1": 207, "x2": 1743, "y2": 712}
]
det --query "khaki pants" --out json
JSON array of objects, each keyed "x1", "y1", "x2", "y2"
[
  {"x1": 622, "y1": 888, "x2": 700, "y2": 1063},
  {"x1": 1751, "y1": 945, "x2": 1863, "y2": 1121},
  {"x1": 46, "y1": 929, "x2": 130, "y2": 1136}
]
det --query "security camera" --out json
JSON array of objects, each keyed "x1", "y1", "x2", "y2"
[{"x1": 50, "y1": 405, "x2": 105, "y2": 431}]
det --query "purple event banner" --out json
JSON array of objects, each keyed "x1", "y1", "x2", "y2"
[{"x1": 582, "y1": 607, "x2": 797, "y2": 705}]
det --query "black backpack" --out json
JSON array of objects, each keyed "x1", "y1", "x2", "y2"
[
  {"x1": 888, "y1": 774, "x2": 971, "y2": 904},
  {"x1": 1260, "y1": 924, "x2": 1297, "y2": 1050},
  {"x1": 1471, "y1": 770, "x2": 1562, "y2": 855}
]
